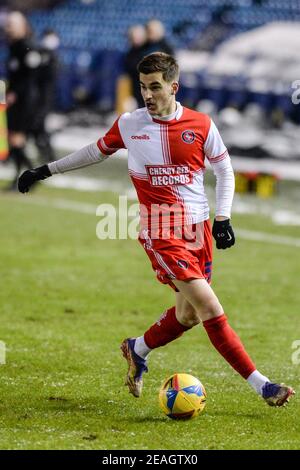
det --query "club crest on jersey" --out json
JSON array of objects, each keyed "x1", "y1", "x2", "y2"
[
  {"x1": 181, "y1": 130, "x2": 195, "y2": 144},
  {"x1": 177, "y1": 259, "x2": 189, "y2": 269}
]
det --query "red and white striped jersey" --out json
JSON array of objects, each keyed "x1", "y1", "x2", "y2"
[{"x1": 97, "y1": 103, "x2": 229, "y2": 227}]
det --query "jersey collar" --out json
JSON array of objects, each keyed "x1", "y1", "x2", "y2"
[{"x1": 148, "y1": 102, "x2": 184, "y2": 124}]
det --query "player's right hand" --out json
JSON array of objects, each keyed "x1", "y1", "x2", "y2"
[{"x1": 18, "y1": 165, "x2": 51, "y2": 193}]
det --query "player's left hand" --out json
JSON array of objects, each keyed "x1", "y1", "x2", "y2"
[{"x1": 212, "y1": 219, "x2": 235, "y2": 249}]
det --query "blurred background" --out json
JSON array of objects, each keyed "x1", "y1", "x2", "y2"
[{"x1": 0, "y1": 0, "x2": 299, "y2": 218}]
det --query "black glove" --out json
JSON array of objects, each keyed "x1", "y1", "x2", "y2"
[
  {"x1": 18, "y1": 165, "x2": 51, "y2": 193},
  {"x1": 212, "y1": 218, "x2": 235, "y2": 249}
]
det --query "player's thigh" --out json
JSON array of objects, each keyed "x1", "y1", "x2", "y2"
[
  {"x1": 173, "y1": 278, "x2": 223, "y2": 321},
  {"x1": 175, "y1": 291, "x2": 200, "y2": 327}
]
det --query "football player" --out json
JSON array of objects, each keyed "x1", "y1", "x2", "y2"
[{"x1": 18, "y1": 53, "x2": 294, "y2": 407}]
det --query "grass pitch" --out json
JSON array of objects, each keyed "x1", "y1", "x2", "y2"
[{"x1": 0, "y1": 182, "x2": 299, "y2": 450}]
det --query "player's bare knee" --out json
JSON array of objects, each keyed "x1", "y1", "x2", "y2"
[
  {"x1": 177, "y1": 305, "x2": 201, "y2": 328},
  {"x1": 198, "y1": 298, "x2": 223, "y2": 321}
]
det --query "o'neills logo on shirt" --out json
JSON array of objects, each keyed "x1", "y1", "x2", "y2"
[
  {"x1": 146, "y1": 164, "x2": 192, "y2": 186},
  {"x1": 131, "y1": 134, "x2": 150, "y2": 140}
]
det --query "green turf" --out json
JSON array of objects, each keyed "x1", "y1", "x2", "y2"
[{"x1": 0, "y1": 184, "x2": 299, "y2": 450}]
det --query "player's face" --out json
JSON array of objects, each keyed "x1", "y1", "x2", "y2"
[{"x1": 139, "y1": 72, "x2": 178, "y2": 117}]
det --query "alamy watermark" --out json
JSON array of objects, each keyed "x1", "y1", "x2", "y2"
[
  {"x1": 95, "y1": 195, "x2": 205, "y2": 249},
  {"x1": 0, "y1": 80, "x2": 5, "y2": 104},
  {"x1": 291, "y1": 340, "x2": 300, "y2": 365},
  {"x1": 291, "y1": 80, "x2": 300, "y2": 105},
  {"x1": 0, "y1": 341, "x2": 6, "y2": 364}
]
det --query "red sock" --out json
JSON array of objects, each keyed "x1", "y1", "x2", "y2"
[
  {"x1": 144, "y1": 306, "x2": 190, "y2": 349},
  {"x1": 203, "y1": 314, "x2": 256, "y2": 379}
]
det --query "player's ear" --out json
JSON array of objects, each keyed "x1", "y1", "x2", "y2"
[{"x1": 171, "y1": 82, "x2": 179, "y2": 95}]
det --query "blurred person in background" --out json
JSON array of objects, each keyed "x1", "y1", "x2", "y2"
[
  {"x1": 30, "y1": 29, "x2": 60, "y2": 163},
  {"x1": 144, "y1": 19, "x2": 174, "y2": 57},
  {"x1": 4, "y1": 11, "x2": 39, "y2": 190},
  {"x1": 123, "y1": 24, "x2": 147, "y2": 108},
  {"x1": 121, "y1": 20, "x2": 174, "y2": 111}
]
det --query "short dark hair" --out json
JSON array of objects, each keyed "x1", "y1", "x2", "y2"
[{"x1": 137, "y1": 52, "x2": 179, "y2": 82}]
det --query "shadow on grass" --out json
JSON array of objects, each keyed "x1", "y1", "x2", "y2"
[
  {"x1": 206, "y1": 410, "x2": 263, "y2": 419},
  {"x1": 124, "y1": 416, "x2": 167, "y2": 424}
]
